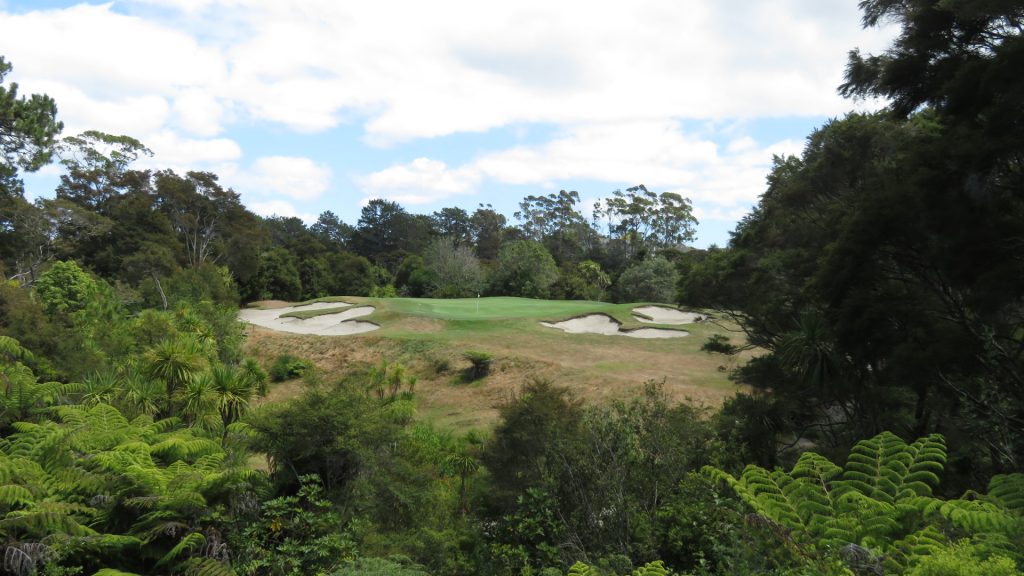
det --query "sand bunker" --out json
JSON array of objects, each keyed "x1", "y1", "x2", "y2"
[
  {"x1": 541, "y1": 314, "x2": 687, "y2": 339},
  {"x1": 239, "y1": 302, "x2": 379, "y2": 336},
  {"x1": 631, "y1": 306, "x2": 705, "y2": 325}
]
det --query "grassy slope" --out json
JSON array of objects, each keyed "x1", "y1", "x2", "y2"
[{"x1": 245, "y1": 297, "x2": 749, "y2": 432}]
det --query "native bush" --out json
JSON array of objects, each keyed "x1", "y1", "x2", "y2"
[
  {"x1": 269, "y1": 353, "x2": 312, "y2": 382},
  {"x1": 705, "y1": 432, "x2": 1024, "y2": 574},
  {"x1": 462, "y1": 350, "x2": 493, "y2": 381}
]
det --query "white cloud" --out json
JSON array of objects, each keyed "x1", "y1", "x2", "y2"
[
  {"x1": 140, "y1": 130, "x2": 242, "y2": 168},
  {"x1": 25, "y1": 80, "x2": 170, "y2": 137},
  {"x1": 0, "y1": 0, "x2": 897, "y2": 141},
  {"x1": 247, "y1": 199, "x2": 317, "y2": 222},
  {"x1": 241, "y1": 156, "x2": 332, "y2": 201},
  {"x1": 359, "y1": 122, "x2": 806, "y2": 219},
  {"x1": 173, "y1": 89, "x2": 225, "y2": 136},
  {"x1": 359, "y1": 158, "x2": 481, "y2": 205}
]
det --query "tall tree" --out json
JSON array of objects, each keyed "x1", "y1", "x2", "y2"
[
  {"x1": 55, "y1": 130, "x2": 151, "y2": 210},
  {"x1": 155, "y1": 170, "x2": 248, "y2": 269},
  {"x1": 594, "y1": 184, "x2": 698, "y2": 260},
  {"x1": 470, "y1": 203, "x2": 507, "y2": 261},
  {"x1": 0, "y1": 56, "x2": 62, "y2": 198},
  {"x1": 432, "y1": 206, "x2": 473, "y2": 246},
  {"x1": 0, "y1": 56, "x2": 62, "y2": 279},
  {"x1": 353, "y1": 198, "x2": 412, "y2": 265}
]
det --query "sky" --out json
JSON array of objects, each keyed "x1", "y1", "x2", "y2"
[{"x1": 1, "y1": 0, "x2": 895, "y2": 248}]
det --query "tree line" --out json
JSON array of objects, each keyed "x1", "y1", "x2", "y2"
[{"x1": 2, "y1": 86, "x2": 698, "y2": 308}]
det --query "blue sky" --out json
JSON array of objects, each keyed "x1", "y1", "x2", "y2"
[{"x1": 3, "y1": 0, "x2": 894, "y2": 248}]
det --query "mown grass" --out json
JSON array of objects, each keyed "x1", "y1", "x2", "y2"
[{"x1": 242, "y1": 296, "x2": 751, "y2": 432}]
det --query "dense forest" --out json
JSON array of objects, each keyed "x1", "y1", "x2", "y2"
[{"x1": 1, "y1": 0, "x2": 1022, "y2": 574}]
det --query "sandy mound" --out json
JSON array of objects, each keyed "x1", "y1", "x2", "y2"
[
  {"x1": 541, "y1": 314, "x2": 688, "y2": 339},
  {"x1": 632, "y1": 306, "x2": 705, "y2": 325},
  {"x1": 239, "y1": 303, "x2": 379, "y2": 336}
]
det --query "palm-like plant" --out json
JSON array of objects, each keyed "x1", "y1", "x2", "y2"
[
  {"x1": 116, "y1": 362, "x2": 163, "y2": 419},
  {"x1": 80, "y1": 368, "x2": 118, "y2": 407},
  {"x1": 144, "y1": 337, "x2": 204, "y2": 417},
  {"x1": 179, "y1": 372, "x2": 216, "y2": 429},
  {"x1": 209, "y1": 364, "x2": 255, "y2": 444}
]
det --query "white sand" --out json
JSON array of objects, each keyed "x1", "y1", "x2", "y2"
[
  {"x1": 631, "y1": 306, "x2": 705, "y2": 325},
  {"x1": 541, "y1": 314, "x2": 688, "y2": 339},
  {"x1": 239, "y1": 303, "x2": 379, "y2": 335}
]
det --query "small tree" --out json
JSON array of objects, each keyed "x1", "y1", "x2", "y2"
[
  {"x1": 422, "y1": 236, "x2": 484, "y2": 298},
  {"x1": 34, "y1": 260, "x2": 98, "y2": 316},
  {"x1": 489, "y1": 240, "x2": 558, "y2": 298},
  {"x1": 616, "y1": 256, "x2": 678, "y2": 303}
]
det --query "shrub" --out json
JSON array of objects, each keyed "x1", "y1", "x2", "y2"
[
  {"x1": 701, "y1": 334, "x2": 737, "y2": 355},
  {"x1": 462, "y1": 350, "x2": 493, "y2": 381},
  {"x1": 269, "y1": 353, "x2": 312, "y2": 382},
  {"x1": 615, "y1": 256, "x2": 678, "y2": 303}
]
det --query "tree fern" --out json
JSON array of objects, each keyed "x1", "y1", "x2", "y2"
[
  {"x1": 987, "y1": 474, "x2": 1024, "y2": 514},
  {"x1": 155, "y1": 530, "x2": 206, "y2": 568},
  {"x1": 705, "y1": 431, "x2": 1022, "y2": 575},
  {"x1": 0, "y1": 401, "x2": 265, "y2": 573}
]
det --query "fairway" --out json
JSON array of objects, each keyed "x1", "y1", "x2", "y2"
[{"x1": 243, "y1": 296, "x2": 750, "y2": 431}]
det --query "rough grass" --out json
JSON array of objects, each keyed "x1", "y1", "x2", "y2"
[{"x1": 242, "y1": 296, "x2": 751, "y2": 432}]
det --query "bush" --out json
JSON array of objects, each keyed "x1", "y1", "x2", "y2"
[
  {"x1": 462, "y1": 350, "x2": 493, "y2": 381},
  {"x1": 701, "y1": 334, "x2": 737, "y2": 355},
  {"x1": 488, "y1": 240, "x2": 558, "y2": 298},
  {"x1": 615, "y1": 256, "x2": 679, "y2": 303},
  {"x1": 269, "y1": 353, "x2": 312, "y2": 382}
]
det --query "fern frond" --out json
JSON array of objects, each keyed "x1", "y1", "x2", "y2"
[
  {"x1": 936, "y1": 498, "x2": 1019, "y2": 534},
  {"x1": 895, "y1": 434, "x2": 945, "y2": 499},
  {"x1": 885, "y1": 526, "x2": 946, "y2": 573},
  {"x1": 155, "y1": 531, "x2": 206, "y2": 568},
  {"x1": 0, "y1": 484, "x2": 35, "y2": 508},
  {"x1": 987, "y1": 473, "x2": 1024, "y2": 514},
  {"x1": 150, "y1": 437, "x2": 220, "y2": 463}
]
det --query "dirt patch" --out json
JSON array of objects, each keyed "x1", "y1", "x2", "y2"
[{"x1": 541, "y1": 314, "x2": 688, "y2": 339}]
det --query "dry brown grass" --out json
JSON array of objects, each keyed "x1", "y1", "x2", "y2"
[{"x1": 241, "y1": 303, "x2": 751, "y2": 432}]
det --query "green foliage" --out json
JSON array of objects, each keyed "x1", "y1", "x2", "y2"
[
  {"x1": 0, "y1": 335, "x2": 80, "y2": 429},
  {"x1": 908, "y1": 541, "x2": 1022, "y2": 576},
  {"x1": 34, "y1": 261, "x2": 98, "y2": 316},
  {"x1": 249, "y1": 248, "x2": 302, "y2": 301},
  {"x1": 0, "y1": 55, "x2": 62, "y2": 196},
  {"x1": 593, "y1": 184, "x2": 698, "y2": 258},
  {"x1": 461, "y1": 350, "x2": 492, "y2": 381},
  {"x1": 489, "y1": 240, "x2": 559, "y2": 298},
  {"x1": 422, "y1": 237, "x2": 484, "y2": 298},
  {"x1": 234, "y1": 474, "x2": 356, "y2": 575},
  {"x1": 700, "y1": 334, "x2": 737, "y2": 355},
  {"x1": 615, "y1": 257, "x2": 678, "y2": 304},
  {"x1": 552, "y1": 260, "x2": 611, "y2": 301},
  {"x1": 0, "y1": 402, "x2": 264, "y2": 574},
  {"x1": 330, "y1": 556, "x2": 432, "y2": 576},
  {"x1": 705, "y1": 432, "x2": 1024, "y2": 574},
  {"x1": 268, "y1": 353, "x2": 312, "y2": 382}
]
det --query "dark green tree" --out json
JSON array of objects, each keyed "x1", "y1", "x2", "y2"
[{"x1": 488, "y1": 240, "x2": 558, "y2": 298}]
